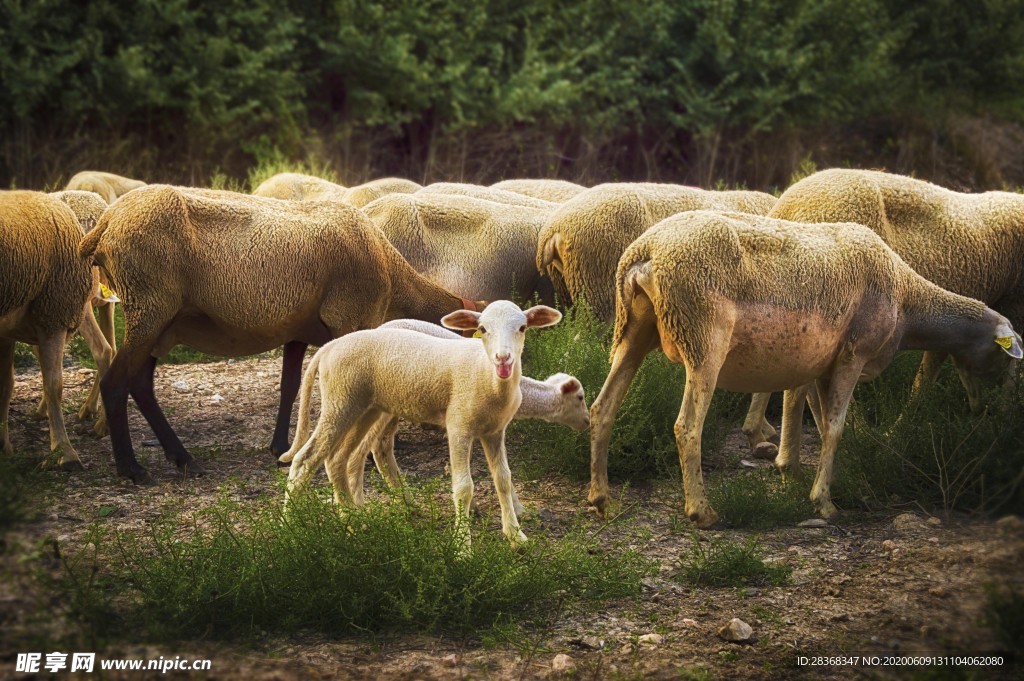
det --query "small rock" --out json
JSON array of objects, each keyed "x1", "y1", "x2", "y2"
[
  {"x1": 638, "y1": 633, "x2": 664, "y2": 645},
  {"x1": 740, "y1": 458, "x2": 771, "y2": 468},
  {"x1": 927, "y1": 536, "x2": 939, "y2": 543},
  {"x1": 929, "y1": 586, "x2": 947, "y2": 598},
  {"x1": 641, "y1": 577, "x2": 660, "y2": 590},
  {"x1": 798, "y1": 518, "x2": 828, "y2": 527},
  {"x1": 752, "y1": 441, "x2": 779, "y2": 460},
  {"x1": 717, "y1": 618, "x2": 754, "y2": 643},
  {"x1": 882, "y1": 539, "x2": 898, "y2": 552},
  {"x1": 569, "y1": 636, "x2": 602, "y2": 650},
  {"x1": 682, "y1": 618, "x2": 698, "y2": 627},
  {"x1": 551, "y1": 653, "x2": 574, "y2": 672},
  {"x1": 142, "y1": 439, "x2": 160, "y2": 447},
  {"x1": 441, "y1": 654, "x2": 458, "y2": 667},
  {"x1": 927, "y1": 516, "x2": 942, "y2": 526},
  {"x1": 893, "y1": 512, "x2": 925, "y2": 531},
  {"x1": 172, "y1": 380, "x2": 189, "y2": 392},
  {"x1": 210, "y1": 394, "x2": 225, "y2": 404}
]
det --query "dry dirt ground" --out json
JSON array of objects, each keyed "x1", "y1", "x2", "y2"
[{"x1": 1, "y1": 356, "x2": 1022, "y2": 680}]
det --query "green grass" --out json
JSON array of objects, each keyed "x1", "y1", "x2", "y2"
[
  {"x1": 59, "y1": 483, "x2": 654, "y2": 641},
  {"x1": 707, "y1": 470, "x2": 814, "y2": 529},
  {"x1": 676, "y1": 533, "x2": 791, "y2": 588},
  {"x1": 511, "y1": 303, "x2": 748, "y2": 482},
  {"x1": 833, "y1": 353, "x2": 1024, "y2": 515}
]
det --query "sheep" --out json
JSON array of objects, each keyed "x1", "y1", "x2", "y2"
[
  {"x1": 362, "y1": 192, "x2": 555, "y2": 302},
  {"x1": 490, "y1": 179, "x2": 587, "y2": 203},
  {"x1": 65, "y1": 171, "x2": 145, "y2": 204},
  {"x1": 277, "y1": 318, "x2": 589, "y2": 508},
  {"x1": 341, "y1": 178, "x2": 422, "y2": 208},
  {"x1": 1, "y1": 191, "x2": 113, "y2": 469},
  {"x1": 536, "y1": 183, "x2": 777, "y2": 320},
  {"x1": 283, "y1": 301, "x2": 563, "y2": 548},
  {"x1": 417, "y1": 182, "x2": 559, "y2": 210},
  {"x1": 251, "y1": 173, "x2": 347, "y2": 201},
  {"x1": 79, "y1": 185, "x2": 484, "y2": 484},
  {"x1": 588, "y1": 210, "x2": 1022, "y2": 527},
  {"x1": 740, "y1": 168, "x2": 1024, "y2": 451}
]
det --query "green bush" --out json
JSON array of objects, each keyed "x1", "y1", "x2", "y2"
[
  {"x1": 708, "y1": 470, "x2": 814, "y2": 529},
  {"x1": 61, "y1": 484, "x2": 653, "y2": 641},
  {"x1": 511, "y1": 303, "x2": 747, "y2": 482},
  {"x1": 832, "y1": 353, "x2": 1024, "y2": 515},
  {"x1": 676, "y1": 533, "x2": 790, "y2": 588}
]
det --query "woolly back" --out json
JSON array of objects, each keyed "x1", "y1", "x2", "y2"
[
  {"x1": 0, "y1": 191, "x2": 93, "y2": 333},
  {"x1": 50, "y1": 190, "x2": 107, "y2": 233},
  {"x1": 342, "y1": 177, "x2": 421, "y2": 208},
  {"x1": 490, "y1": 179, "x2": 587, "y2": 203},
  {"x1": 613, "y1": 211, "x2": 913, "y2": 365},
  {"x1": 251, "y1": 173, "x2": 347, "y2": 201},
  {"x1": 417, "y1": 182, "x2": 559, "y2": 210}
]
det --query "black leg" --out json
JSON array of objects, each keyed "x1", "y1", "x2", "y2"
[{"x1": 270, "y1": 341, "x2": 308, "y2": 457}]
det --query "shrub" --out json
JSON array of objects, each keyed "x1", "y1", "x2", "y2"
[
  {"x1": 708, "y1": 470, "x2": 814, "y2": 529},
  {"x1": 676, "y1": 533, "x2": 790, "y2": 588}
]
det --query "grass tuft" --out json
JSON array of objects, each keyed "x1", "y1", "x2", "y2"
[
  {"x1": 677, "y1": 533, "x2": 790, "y2": 588},
  {"x1": 708, "y1": 470, "x2": 814, "y2": 529}
]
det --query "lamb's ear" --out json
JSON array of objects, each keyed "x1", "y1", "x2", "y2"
[
  {"x1": 560, "y1": 377, "x2": 581, "y2": 394},
  {"x1": 995, "y1": 333, "x2": 1024, "y2": 359},
  {"x1": 441, "y1": 309, "x2": 481, "y2": 331},
  {"x1": 524, "y1": 305, "x2": 562, "y2": 329}
]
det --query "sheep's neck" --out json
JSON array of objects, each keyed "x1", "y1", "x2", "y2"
[
  {"x1": 387, "y1": 256, "x2": 465, "y2": 323},
  {"x1": 516, "y1": 379, "x2": 556, "y2": 420},
  {"x1": 898, "y1": 279, "x2": 988, "y2": 354}
]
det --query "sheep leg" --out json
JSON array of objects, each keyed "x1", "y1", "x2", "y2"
[
  {"x1": 125, "y1": 355, "x2": 204, "y2": 477},
  {"x1": 37, "y1": 331, "x2": 83, "y2": 471},
  {"x1": 0, "y1": 340, "x2": 14, "y2": 456},
  {"x1": 912, "y1": 351, "x2": 947, "y2": 394},
  {"x1": 30, "y1": 347, "x2": 47, "y2": 420},
  {"x1": 75, "y1": 301, "x2": 113, "y2": 436},
  {"x1": 809, "y1": 364, "x2": 863, "y2": 519},
  {"x1": 324, "y1": 408, "x2": 382, "y2": 506},
  {"x1": 345, "y1": 414, "x2": 402, "y2": 505},
  {"x1": 588, "y1": 297, "x2": 659, "y2": 516},
  {"x1": 480, "y1": 430, "x2": 527, "y2": 546},
  {"x1": 741, "y1": 392, "x2": 777, "y2": 450},
  {"x1": 447, "y1": 430, "x2": 475, "y2": 552},
  {"x1": 370, "y1": 416, "x2": 404, "y2": 489},
  {"x1": 675, "y1": 365, "x2": 722, "y2": 528},
  {"x1": 269, "y1": 341, "x2": 308, "y2": 457},
  {"x1": 775, "y1": 384, "x2": 809, "y2": 480},
  {"x1": 287, "y1": 402, "x2": 364, "y2": 504}
]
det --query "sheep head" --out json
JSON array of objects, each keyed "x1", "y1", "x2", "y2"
[{"x1": 442, "y1": 300, "x2": 561, "y2": 380}]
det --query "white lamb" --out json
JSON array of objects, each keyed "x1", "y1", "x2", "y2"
[
  {"x1": 278, "y1": 318, "x2": 589, "y2": 508},
  {"x1": 282, "y1": 301, "x2": 562, "y2": 548}
]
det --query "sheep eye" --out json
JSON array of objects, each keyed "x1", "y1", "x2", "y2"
[
  {"x1": 478, "y1": 326, "x2": 487, "y2": 335},
  {"x1": 578, "y1": 396, "x2": 584, "y2": 401},
  {"x1": 519, "y1": 325, "x2": 526, "y2": 333}
]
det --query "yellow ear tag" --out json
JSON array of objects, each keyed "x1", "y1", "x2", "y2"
[
  {"x1": 97, "y1": 283, "x2": 120, "y2": 303},
  {"x1": 995, "y1": 336, "x2": 1013, "y2": 350},
  {"x1": 472, "y1": 330, "x2": 483, "y2": 339}
]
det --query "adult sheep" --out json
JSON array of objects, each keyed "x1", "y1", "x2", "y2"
[
  {"x1": 342, "y1": 178, "x2": 422, "y2": 208},
  {"x1": 491, "y1": 179, "x2": 587, "y2": 203},
  {"x1": 363, "y1": 192, "x2": 554, "y2": 302},
  {"x1": 536, "y1": 183, "x2": 777, "y2": 320},
  {"x1": 1, "y1": 191, "x2": 113, "y2": 469},
  {"x1": 588, "y1": 210, "x2": 1021, "y2": 526},
  {"x1": 417, "y1": 182, "x2": 559, "y2": 210},
  {"x1": 79, "y1": 186, "x2": 482, "y2": 484},
  {"x1": 251, "y1": 173, "x2": 347, "y2": 201},
  {"x1": 65, "y1": 171, "x2": 145, "y2": 204}
]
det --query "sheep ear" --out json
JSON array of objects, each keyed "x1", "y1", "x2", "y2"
[
  {"x1": 95, "y1": 283, "x2": 120, "y2": 303},
  {"x1": 560, "y1": 378, "x2": 581, "y2": 394},
  {"x1": 524, "y1": 305, "x2": 562, "y2": 329},
  {"x1": 995, "y1": 335, "x2": 1024, "y2": 359},
  {"x1": 441, "y1": 309, "x2": 481, "y2": 331}
]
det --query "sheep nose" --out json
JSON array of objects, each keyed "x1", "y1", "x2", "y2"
[{"x1": 495, "y1": 353, "x2": 512, "y2": 363}]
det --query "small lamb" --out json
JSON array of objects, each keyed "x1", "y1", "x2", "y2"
[
  {"x1": 282, "y1": 301, "x2": 562, "y2": 548},
  {"x1": 278, "y1": 319, "x2": 589, "y2": 508}
]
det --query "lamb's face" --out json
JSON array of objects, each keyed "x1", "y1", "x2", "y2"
[
  {"x1": 545, "y1": 373, "x2": 590, "y2": 431},
  {"x1": 442, "y1": 300, "x2": 562, "y2": 380}
]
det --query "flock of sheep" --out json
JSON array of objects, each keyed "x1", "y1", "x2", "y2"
[{"x1": 2, "y1": 168, "x2": 1022, "y2": 546}]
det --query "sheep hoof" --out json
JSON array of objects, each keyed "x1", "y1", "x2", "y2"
[
  {"x1": 816, "y1": 500, "x2": 838, "y2": 519},
  {"x1": 587, "y1": 493, "x2": 609, "y2": 519},
  {"x1": 689, "y1": 507, "x2": 720, "y2": 529},
  {"x1": 122, "y1": 467, "x2": 155, "y2": 485},
  {"x1": 178, "y1": 458, "x2": 207, "y2": 478},
  {"x1": 93, "y1": 421, "x2": 109, "y2": 438},
  {"x1": 59, "y1": 459, "x2": 86, "y2": 473},
  {"x1": 275, "y1": 457, "x2": 292, "y2": 469}
]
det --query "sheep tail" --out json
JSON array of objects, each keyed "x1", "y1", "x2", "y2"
[
  {"x1": 611, "y1": 245, "x2": 653, "y2": 352},
  {"x1": 537, "y1": 231, "x2": 560, "y2": 273},
  {"x1": 278, "y1": 346, "x2": 324, "y2": 464},
  {"x1": 78, "y1": 215, "x2": 109, "y2": 258}
]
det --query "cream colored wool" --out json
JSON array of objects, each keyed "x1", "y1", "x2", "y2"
[
  {"x1": 81, "y1": 185, "x2": 475, "y2": 483},
  {"x1": 342, "y1": 177, "x2": 422, "y2": 208},
  {"x1": 1, "y1": 191, "x2": 112, "y2": 468},
  {"x1": 536, "y1": 183, "x2": 777, "y2": 320},
  {"x1": 490, "y1": 179, "x2": 587, "y2": 203},
  {"x1": 417, "y1": 182, "x2": 559, "y2": 210},
  {"x1": 65, "y1": 171, "x2": 145, "y2": 204},
  {"x1": 590, "y1": 210, "x2": 1020, "y2": 528},
  {"x1": 251, "y1": 172, "x2": 347, "y2": 201},
  {"x1": 363, "y1": 192, "x2": 554, "y2": 302}
]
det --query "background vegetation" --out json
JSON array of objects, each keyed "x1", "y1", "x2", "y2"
[{"x1": 3, "y1": 0, "x2": 1023, "y2": 191}]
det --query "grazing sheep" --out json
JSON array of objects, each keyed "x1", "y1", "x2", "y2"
[
  {"x1": 417, "y1": 182, "x2": 558, "y2": 210},
  {"x1": 536, "y1": 183, "x2": 777, "y2": 320},
  {"x1": 251, "y1": 173, "x2": 347, "y2": 201},
  {"x1": 79, "y1": 185, "x2": 483, "y2": 483},
  {"x1": 588, "y1": 210, "x2": 1022, "y2": 527},
  {"x1": 363, "y1": 192, "x2": 554, "y2": 302},
  {"x1": 341, "y1": 178, "x2": 422, "y2": 208},
  {"x1": 283, "y1": 301, "x2": 562, "y2": 548},
  {"x1": 1, "y1": 191, "x2": 113, "y2": 469},
  {"x1": 491, "y1": 179, "x2": 587, "y2": 203},
  {"x1": 65, "y1": 171, "x2": 145, "y2": 204},
  {"x1": 278, "y1": 318, "x2": 589, "y2": 507}
]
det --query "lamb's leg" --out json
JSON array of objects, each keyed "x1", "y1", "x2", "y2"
[
  {"x1": 287, "y1": 401, "x2": 364, "y2": 505},
  {"x1": 75, "y1": 301, "x2": 113, "y2": 436},
  {"x1": 809, "y1": 361, "x2": 864, "y2": 519},
  {"x1": 447, "y1": 430, "x2": 475, "y2": 552},
  {"x1": 324, "y1": 408, "x2": 381, "y2": 506},
  {"x1": 480, "y1": 430, "x2": 527, "y2": 546},
  {"x1": 345, "y1": 414, "x2": 402, "y2": 505},
  {"x1": 588, "y1": 294, "x2": 659, "y2": 516},
  {"x1": 270, "y1": 341, "x2": 308, "y2": 457},
  {"x1": 775, "y1": 384, "x2": 809, "y2": 480},
  {"x1": 675, "y1": 365, "x2": 722, "y2": 528},
  {"x1": 128, "y1": 355, "x2": 204, "y2": 477},
  {"x1": 37, "y1": 331, "x2": 83, "y2": 471},
  {"x1": 370, "y1": 416, "x2": 403, "y2": 489},
  {"x1": 741, "y1": 392, "x2": 777, "y2": 450},
  {"x1": 0, "y1": 340, "x2": 14, "y2": 456}
]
